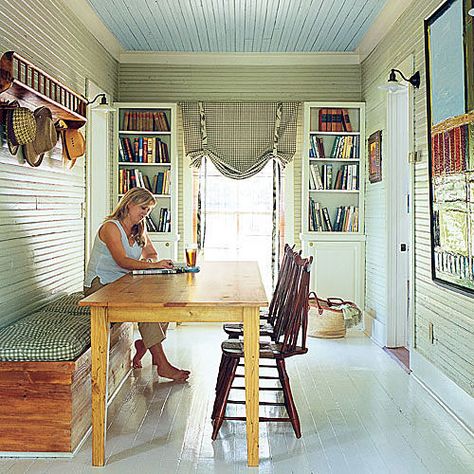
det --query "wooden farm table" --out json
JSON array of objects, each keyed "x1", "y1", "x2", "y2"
[{"x1": 79, "y1": 261, "x2": 267, "y2": 467}]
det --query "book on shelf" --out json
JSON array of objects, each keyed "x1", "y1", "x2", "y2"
[
  {"x1": 327, "y1": 135, "x2": 359, "y2": 159},
  {"x1": 310, "y1": 135, "x2": 326, "y2": 158},
  {"x1": 322, "y1": 207, "x2": 333, "y2": 231},
  {"x1": 119, "y1": 169, "x2": 160, "y2": 194},
  {"x1": 119, "y1": 136, "x2": 170, "y2": 163},
  {"x1": 309, "y1": 164, "x2": 323, "y2": 190},
  {"x1": 123, "y1": 110, "x2": 171, "y2": 132},
  {"x1": 142, "y1": 174, "x2": 152, "y2": 192},
  {"x1": 318, "y1": 108, "x2": 353, "y2": 132},
  {"x1": 308, "y1": 200, "x2": 359, "y2": 232},
  {"x1": 321, "y1": 163, "x2": 333, "y2": 189},
  {"x1": 145, "y1": 215, "x2": 158, "y2": 233},
  {"x1": 331, "y1": 164, "x2": 359, "y2": 190},
  {"x1": 342, "y1": 109, "x2": 353, "y2": 132}
]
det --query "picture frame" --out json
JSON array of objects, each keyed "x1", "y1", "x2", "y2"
[
  {"x1": 368, "y1": 130, "x2": 382, "y2": 183},
  {"x1": 425, "y1": 0, "x2": 474, "y2": 295}
]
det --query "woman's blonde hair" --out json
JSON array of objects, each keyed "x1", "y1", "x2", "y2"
[{"x1": 106, "y1": 188, "x2": 156, "y2": 247}]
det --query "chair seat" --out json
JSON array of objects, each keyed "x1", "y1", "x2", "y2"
[
  {"x1": 222, "y1": 321, "x2": 274, "y2": 338},
  {"x1": 221, "y1": 339, "x2": 307, "y2": 359}
]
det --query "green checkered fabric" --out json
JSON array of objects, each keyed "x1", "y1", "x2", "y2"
[
  {"x1": 42, "y1": 291, "x2": 90, "y2": 316},
  {"x1": 181, "y1": 102, "x2": 299, "y2": 179},
  {"x1": 0, "y1": 296, "x2": 91, "y2": 361}
]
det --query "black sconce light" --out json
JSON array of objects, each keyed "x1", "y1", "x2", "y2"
[
  {"x1": 379, "y1": 69, "x2": 420, "y2": 92},
  {"x1": 388, "y1": 69, "x2": 420, "y2": 88},
  {"x1": 86, "y1": 93, "x2": 115, "y2": 112}
]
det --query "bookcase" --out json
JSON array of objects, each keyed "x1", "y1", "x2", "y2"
[
  {"x1": 114, "y1": 103, "x2": 179, "y2": 259},
  {"x1": 300, "y1": 102, "x2": 366, "y2": 306}
]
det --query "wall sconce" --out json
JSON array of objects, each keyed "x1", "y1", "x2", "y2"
[
  {"x1": 379, "y1": 69, "x2": 420, "y2": 92},
  {"x1": 86, "y1": 93, "x2": 115, "y2": 112},
  {"x1": 469, "y1": 8, "x2": 474, "y2": 16}
]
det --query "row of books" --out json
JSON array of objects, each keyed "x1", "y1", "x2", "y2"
[
  {"x1": 308, "y1": 199, "x2": 359, "y2": 232},
  {"x1": 318, "y1": 108, "x2": 353, "y2": 132},
  {"x1": 309, "y1": 163, "x2": 359, "y2": 190},
  {"x1": 144, "y1": 209, "x2": 171, "y2": 233},
  {"x1": 119, "y1": 136, "x2": 170, "y2": 163},
  {"x1": 309, "y1": 135, "x2": 359, "y2": 159},
  {"x1": 121, "y1": 110, "x2": 170, "y2": 131},
  {"x1": 119, "y1": 169, "x2": 171, "y2": 195}
]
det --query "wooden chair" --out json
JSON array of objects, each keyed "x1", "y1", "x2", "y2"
[
  {"x1": 222, "y1": 244, "x2": 297, "y2": 339},
  {"x1": 211, "y1": 253, "x2": 312, "y2": 439}
]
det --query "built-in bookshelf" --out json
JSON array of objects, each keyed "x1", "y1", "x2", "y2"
[
  {"x1": 300, "y1": 102, "x2": 366, "y2": 306},
  {"x1": 114, "y1": 103, "x2": 179, "y2": 259}
]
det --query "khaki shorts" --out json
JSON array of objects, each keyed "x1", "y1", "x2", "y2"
[{"x1": 84, "y1": 277, "x2": 168, "y2": 347}]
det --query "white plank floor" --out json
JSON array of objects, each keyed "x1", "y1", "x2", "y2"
[{"x1": 1, "y1": 324, "x2": 473, "y2": 474}]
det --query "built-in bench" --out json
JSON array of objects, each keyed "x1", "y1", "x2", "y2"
[{"x1": 0, "y1": 292, "x2": 133, "y2": 454}]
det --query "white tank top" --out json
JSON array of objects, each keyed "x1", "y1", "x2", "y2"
[{"x1": 84, "y1": 220, "x2": 143, "y2": 287}]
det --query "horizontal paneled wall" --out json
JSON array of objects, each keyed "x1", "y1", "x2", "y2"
[
  {"x1": 361, "y1": 0, "x2": 474, "y2": 397},
  {"x1": 118, "y1": 64, "x2": 361, "y2": 102},
  {"x1": 0, "y1": 0, "x2": 118, "y2": 329},
  {"x1": 118, "y1": 61, "x2": 362, "y2": 255}
]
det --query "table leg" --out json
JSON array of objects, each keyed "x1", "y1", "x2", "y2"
[
  {"x1": 243, "y1": 306, "x2": 259, "y2": 467},
  {"x1": 91, "y1": 307, "x2": 110, "y2": 467}
]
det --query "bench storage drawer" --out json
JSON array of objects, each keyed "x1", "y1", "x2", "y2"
[{"x1": 0, "y1": 322, "x2": 133, "y2": 453}]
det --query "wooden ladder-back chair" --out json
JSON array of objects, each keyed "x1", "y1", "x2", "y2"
[
  {"x1": 211, "y1": 253, "x2": 312, "y2": 439},
  {"x1": 222, "y1": 244, "x2": 297, "y2": 340}
]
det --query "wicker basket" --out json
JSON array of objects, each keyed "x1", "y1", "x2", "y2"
[
  {"x1": 308, "y1": 307, "x2": 346, "y2": 338},
  {"x1": 307, "y1": 293, "x2": 346, "y2": 339}
]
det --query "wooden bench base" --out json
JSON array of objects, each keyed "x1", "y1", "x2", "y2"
[{"x1": 0, "y1": 322, "x2": 133, "y2": 453}]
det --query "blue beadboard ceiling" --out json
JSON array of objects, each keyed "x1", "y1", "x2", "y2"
[{"x1": 86, "y1": 0, "x2": 388, "y2": 52}]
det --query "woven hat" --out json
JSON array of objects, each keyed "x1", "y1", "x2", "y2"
[
  {"x1": 61, "y1": 128, "x2": 85, "y2": 168},
  {"x1": 6, "y1": 106, "x2": 37, "y2": 154},
  {"x1": 0, "y1": 51, "x2": 13, "y2": 94},
  {"x1": 22, "y1": 107, "x2": 58, "y2": 167}
]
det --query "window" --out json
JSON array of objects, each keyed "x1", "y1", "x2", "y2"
[{"x1": 202, "y1": 160, "x2": 274, "y2": 295}]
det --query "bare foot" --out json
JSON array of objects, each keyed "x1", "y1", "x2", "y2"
[
  {"x1": 132, "y1": 339, "x2": 147, "y2": 368},
  {"x1": 156, "y1": 364, "x2": 190, "y2": 381}
]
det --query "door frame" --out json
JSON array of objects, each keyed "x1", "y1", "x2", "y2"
[
  {"x1": 85, "y1": 80, "x2": 111, "y2": 262},
  {"x1": 385, "y1": 57, "x2": 415, "y2": 349}
]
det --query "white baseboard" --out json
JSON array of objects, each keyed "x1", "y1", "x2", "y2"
[
  {"x1": 364, "y1": 310, "x2": 386, "y2": 347},
  {"x1": 411, "y1": 350, "x2": 474, "y2": 435}
]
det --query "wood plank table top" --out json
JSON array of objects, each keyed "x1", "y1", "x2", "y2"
[
  {"x1": 80, "y1": 261, "x2": 267, "y2": 309},
  {"x1": 80, "y1": 261, "x2": 267, "y2": 468}
]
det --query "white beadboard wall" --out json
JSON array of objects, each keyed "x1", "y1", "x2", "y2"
[
  {"x1": 118, "y1": 62, "x2": 362, "y2": 255},
  {"x1": 0, "y1": 0, "x2": 118, "y2": 329},
  {"x1": 361, "y1": 0, "x2": 474, "y2": 397}
]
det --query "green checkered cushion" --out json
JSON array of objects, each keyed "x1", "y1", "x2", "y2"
[
  {"x1": 0, "y1": 310, "x2": 90, "y2": 361},
  {"x1": 42, "y1": 291, "x2": 90, "y2": 316}
]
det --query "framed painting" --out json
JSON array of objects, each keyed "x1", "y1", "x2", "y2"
[
  {"x1": 368, "y1": 130, "x2": 382, "y2": 183},
  {"x1": 425, "y1": 0, "x2": 474, "y2": 294}
]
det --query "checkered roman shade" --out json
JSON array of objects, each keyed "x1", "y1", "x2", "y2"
[{"x1": 181, "y1": 102, "x2": 299, "y2": 179}]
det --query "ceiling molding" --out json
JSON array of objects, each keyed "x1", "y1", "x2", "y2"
[
  {"x1": 357, "y1": 0, "x2": 416, "y2": 62},
  {"x1": 60, "y1": 0, "x2": 124, "y2": 60},
  {"x1": 118, "y1": 52, "x2": 361, "y2": 66}
]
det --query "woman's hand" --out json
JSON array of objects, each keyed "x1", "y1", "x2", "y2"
[{"x1": 155, "y1": 259, "x2": 174, "y2": 269}]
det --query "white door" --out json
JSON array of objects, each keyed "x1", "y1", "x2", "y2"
[{"x1": 387, "y1": 88, "x2": 412, "y2": 348}]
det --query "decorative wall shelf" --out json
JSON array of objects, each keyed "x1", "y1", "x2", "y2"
[{"x1": 0, "y1": 51, "x2": 87, "y2": 127}]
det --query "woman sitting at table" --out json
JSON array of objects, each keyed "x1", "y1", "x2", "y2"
[{"x1": 84, "y1": 187, "x2": 190, "y2": 382}]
